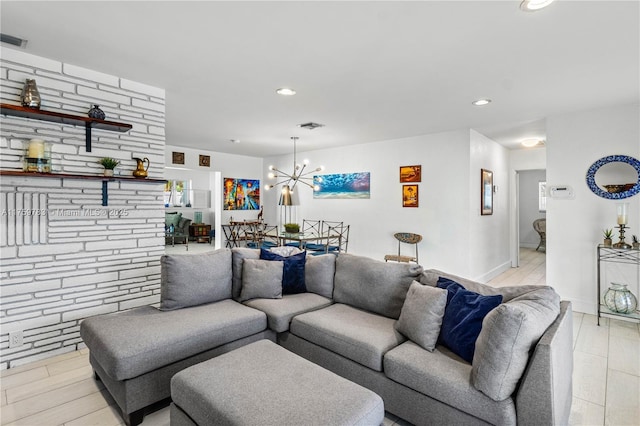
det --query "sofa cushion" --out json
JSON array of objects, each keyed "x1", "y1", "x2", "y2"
[
  {"x1": 305, "y1": 254, "x2": 336, "y2": 299},
  {"x1": 177, "y1": 217, "x2": 192, "y2": 231},
  {"x1": 244, "y1": 293, "x2": 333, "y2": 332},
  {"x1": 160, "y1": 249, "x2": 232, "y2": 311},
  {"x1": 290, "y1": 303, "x2": 406, "y2": 371},
  {"x1": 232, "y1": 248, "x2": 260, "y2": 300},
  {"x1": 421, "y1": 269, "x2": 543, "y2": 302},
  {"x1": 472, "y1": 287, "x2": 561, "y2": 401},
  {"x1": 395, "y1": 281, "x2": 447, "y2": 352},
  {"x1": 239, "y1": 259, "x2": 283, "y2": 302},
  {"x1": 79, "y1": 300, "x2": 266, "y2": 381},
  {"x1": 165, "y1": 211, "x2": 182, "y2": 228},
  {"x1": 437, "y1": 278, "x2": 503, "y2": 363},
  {"x1": 333, "y1": 253, "x2": 423, "y2": 319},
  {"x1": 384, "y1": 341, "x2": 516, "y2": 425},
  {"x1": 260, "y1": 248, "x2": 307, "y2": 294}
]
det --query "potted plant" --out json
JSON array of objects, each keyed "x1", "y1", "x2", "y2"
[
  {"x1": 98, "y1": 157, "x2": 120, "y2": 176},
  {"x1": 603, "y1": 229, "x2": 613, "y2": 247},
  {"x1": 633, "y1": 235, "x2": 639, "y2": 250},
  {"x1": 284, "y1": 223, "x2": 300, "y2": 233}
]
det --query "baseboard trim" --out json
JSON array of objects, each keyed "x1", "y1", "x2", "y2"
[{"x1": 474, "y1": 260, "x2": 512, "y2": 283}]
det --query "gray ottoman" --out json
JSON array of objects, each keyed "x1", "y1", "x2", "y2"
[{"x1": 170, "y1": 339, "x2": 384, "y2": 426}]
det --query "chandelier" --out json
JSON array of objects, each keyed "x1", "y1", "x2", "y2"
[{"x1": 266, "y1": 137, "x2": 324, "y2": 195}]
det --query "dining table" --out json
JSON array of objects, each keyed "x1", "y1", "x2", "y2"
[{"x1": 277, "y1": 231, "x2": 341, "y2": 253}]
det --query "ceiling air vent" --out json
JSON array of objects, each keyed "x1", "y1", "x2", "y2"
[{"x1": 298, "y1": 122, "x2": 325, "y2": 130}]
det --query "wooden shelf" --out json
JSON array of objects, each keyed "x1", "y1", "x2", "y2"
[
  {"x1": 0, "y1": 170, "x2": 165, "y2": 206},
  {"x1": 1, "y1": 103, "x2": 132, "y2": 152}
]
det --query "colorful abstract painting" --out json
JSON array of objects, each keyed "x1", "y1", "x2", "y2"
[
  {"x1": 224, "y1": 178, "x2": 260, "y2": 210},
  {"x1": 313, "y1": 172, "x2": 370, "y2": 199}
]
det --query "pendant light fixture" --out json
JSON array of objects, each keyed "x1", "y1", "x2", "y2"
[{"x1": 266, "y1": 137, "x2": 324, "y2": 194}]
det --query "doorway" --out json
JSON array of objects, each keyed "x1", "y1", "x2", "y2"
[{"x1": 513, "y1": 169, "x2": 546, "y2": 268}]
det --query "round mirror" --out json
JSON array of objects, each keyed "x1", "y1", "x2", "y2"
[{"x1": 586, "y1": 155, "x2": 640, "y2": 199}]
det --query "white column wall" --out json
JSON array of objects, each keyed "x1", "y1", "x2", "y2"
[{"x1": 0, "y1": 49, "x2": 165, "y2": 368}]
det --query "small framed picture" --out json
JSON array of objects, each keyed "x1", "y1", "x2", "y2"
[
  {"x1": 402, "y1": 184, "x2": 419, "y2": 208},
  {"x1": 400, "y1": 165, "x2": 421, "y2": 183},
  {"x1": 199, "y1": 155, "x2": 210, "y2": 167},
  {"x1": 481, "y1": 168, "x2": 493, "y2": 215},
  {"x1": 172, "y1": 151, "x2": 185, "y2": 165}
]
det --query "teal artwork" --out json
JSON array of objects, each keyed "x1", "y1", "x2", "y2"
[{"x1": 313, "y1": 172, "x2": 370, "y2": 199}]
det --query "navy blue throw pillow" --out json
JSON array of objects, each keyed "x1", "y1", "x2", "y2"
[
  {"x1": 436, "y1": 277, "x2": 502, "y2": 363},
  {"x1": 260, "y1": 249, "x2": 307, "y2": 294}
]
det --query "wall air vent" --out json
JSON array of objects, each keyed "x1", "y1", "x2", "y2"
[
  {"x1": 298, "y1": 122, "x2": 325, "y2": 130},
  {"x1": 1, "y1": 33, "x2": 27, "y2": 48}
]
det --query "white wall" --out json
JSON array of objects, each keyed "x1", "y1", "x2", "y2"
[
  {"x1": 163, "y1": 144, "x2": 263, "y2": 226},
  {"x1": 519, "y1": 169, "x2": 546, "y2": 248},
  {"x1": 547, "y1": 103, "x2": 640, "y2": 313},
  {"x1": 263, "y1": 128, "x2": 510, "y2": 280},
  {"x1": 468, "y1": 130, "x2": 511, "y2": 281}
]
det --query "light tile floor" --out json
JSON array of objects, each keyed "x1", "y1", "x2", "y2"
[{"x1": 1, "y1": 248, "x2": 638, "y2": 425}]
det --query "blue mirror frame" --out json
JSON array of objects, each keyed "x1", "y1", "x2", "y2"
[{"x1": 586, "y1": 155, "x2": 640, "y2": 199}]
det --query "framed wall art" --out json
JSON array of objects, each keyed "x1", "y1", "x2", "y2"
[
  {"x1": 223, "y1": 178, "x2": 260, "y2": 210},
  {"x1": 400, "y1": 165, "x2": 421, "y2": 183},
  {"x1": 199, "y1": 154, "x2": 210, "y2": 167},
  {"x1": 402, "y1": 184, "x2": 419, "y2": 207},
  {"x1": 172, "y1": 151, "x2": 185, "y2": 165},
  {"x1": 481, "y1": 168, "x2": 493, "y2": 215},
  {"x1": 313, "y1": 172, "x2": 370, "y2": 199}
]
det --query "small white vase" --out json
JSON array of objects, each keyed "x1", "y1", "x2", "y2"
[{"x1": 103, "y1": 169, "x2": 114, "y2": 177}]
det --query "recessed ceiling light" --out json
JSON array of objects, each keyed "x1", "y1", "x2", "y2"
[
  {"x1": 276, "y1": 88, "x2": 296, "y2": 96},
  {"x1": 230, "y1": 139, "x2": 240, "y2": 144},
  {"x1": 521, "y1": 138, "x2": 544, "y2": 147},
  {"x1": 472, "y1": 99, "x2": 492, "y2": 106},
  {"x1": 520, "y1": 0, "x2": 555, "y2": 12}
]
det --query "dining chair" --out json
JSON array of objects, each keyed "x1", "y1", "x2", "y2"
[
  {"x1": 384, "y1": 232, "x2": 422, "y2": 264},
  {"x1": 325, "y1": 223, "x2": 349, "y2": 253},
  {"x1": 307, "y1": 222, "x2": 349, "y2": 254},
  {"x1": 221, "y1": 224, "x2": 238, "y2": 248},
  {"x1": 247, "y1": 223, "x2": 279, "y2": 249}
]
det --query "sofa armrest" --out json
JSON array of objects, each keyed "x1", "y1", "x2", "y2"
[{"x1": 516, "y1": 300, "x2": 573, "y2": 426}]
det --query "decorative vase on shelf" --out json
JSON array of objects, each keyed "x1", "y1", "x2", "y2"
[
  {"x1": 20, "y1": 79, "x2": 41, "y2": 109},
  {"x1": 88, "y1": 104, "x2": 106, "y2": 120},
  {"x1": 604, "y1": 283, "x2": 638, "y2": 314}
]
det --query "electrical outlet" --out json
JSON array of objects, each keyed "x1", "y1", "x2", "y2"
[{"x1": 9, "y1": 331, "x2": 23, "y2": 348}]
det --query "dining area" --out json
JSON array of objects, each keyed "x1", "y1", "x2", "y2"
[{"x1": 221, "y1": 219, "x2": 350, "y2": 255}]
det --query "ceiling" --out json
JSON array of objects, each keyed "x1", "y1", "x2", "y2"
[{"x1": 1, "y1": 1, "x2": 638, "y2": 158}]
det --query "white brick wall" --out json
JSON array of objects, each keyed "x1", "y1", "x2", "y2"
[{"x1": 0, "y1": 49, "x2": 166, "y2": 369}]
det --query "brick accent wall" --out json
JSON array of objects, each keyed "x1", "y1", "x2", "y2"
[{"x1": 0, "y1": 49, "x2": 166, "y2": 368}]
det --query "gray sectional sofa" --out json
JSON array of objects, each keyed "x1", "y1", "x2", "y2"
[{"x1": 80, "y1": 247, "x2": 573, "y2": 426}]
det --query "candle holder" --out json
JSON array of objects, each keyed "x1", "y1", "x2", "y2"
[
  {"x1": 23, "y1": 139, "x2": 51, "y2": 173},
  {"x1": 613, "y1": 203, "x2": 631, "y2": 249},
  {"x1": 613, "y1": 224, "x2": 632, "y2": 249}
]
